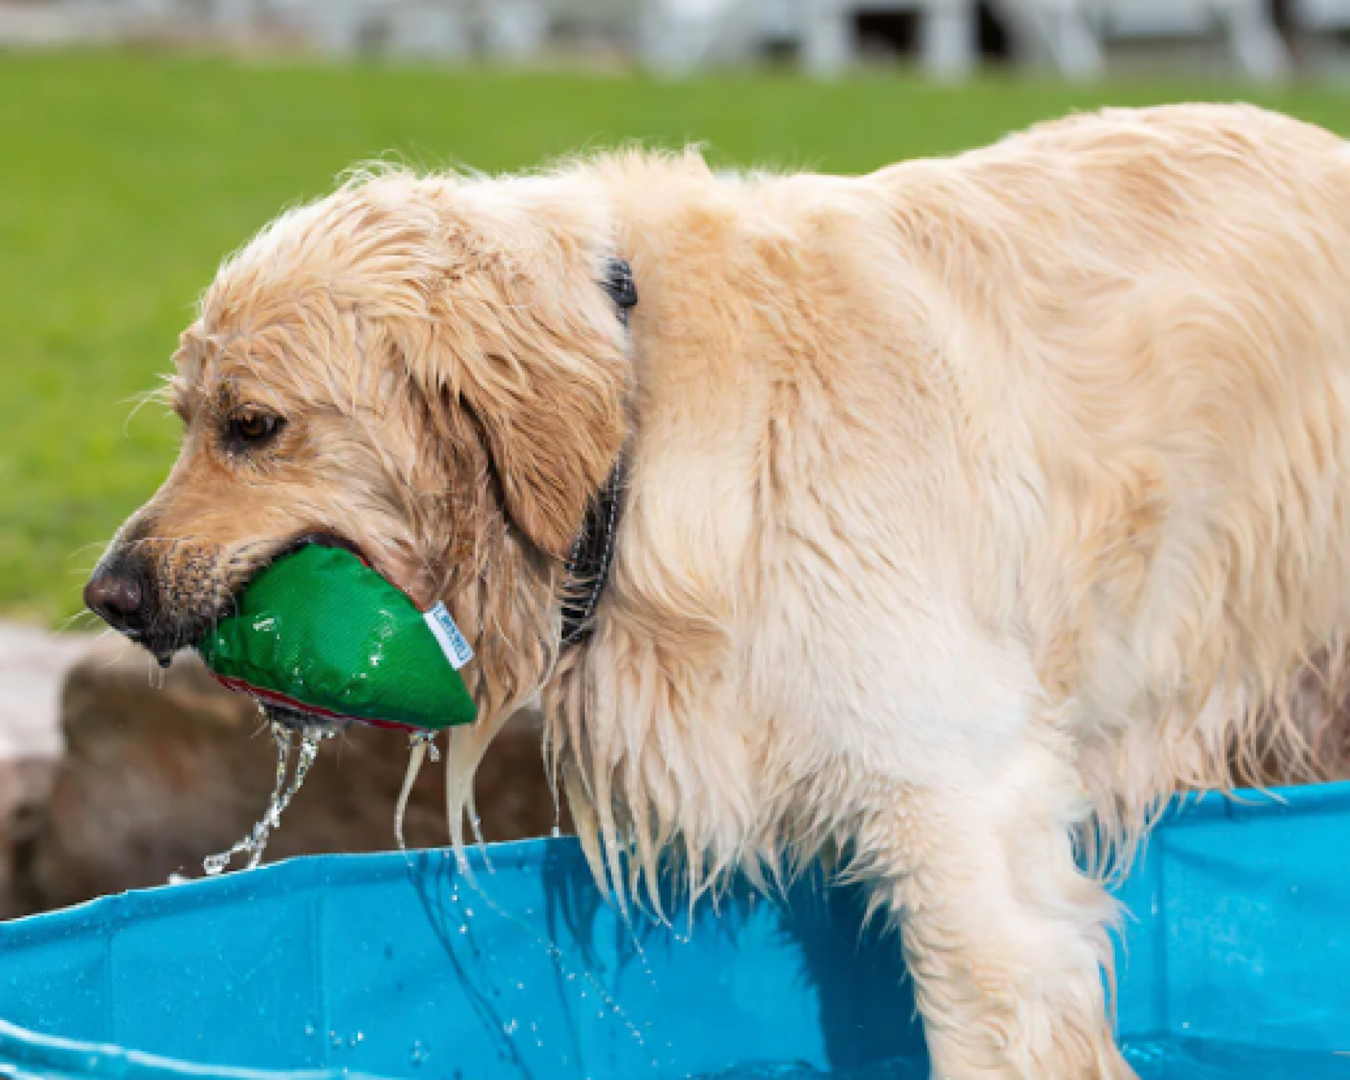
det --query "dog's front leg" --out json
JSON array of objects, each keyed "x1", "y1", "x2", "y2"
[{"x1": 855, "y1": 740, "x2": 1133, "y2": 1080}]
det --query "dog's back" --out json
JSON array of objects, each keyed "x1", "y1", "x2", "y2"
[
  {"x1": 880, "y1": 106, "x2": 1350, "y2": 816},
  {"x1": 590, "y1": 105, "x2": 1350, "y2": 841}
]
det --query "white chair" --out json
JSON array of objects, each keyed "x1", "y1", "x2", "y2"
[
  {"x1": 798, "y1": 0, "x2": 978, "y2": 79},
  {"x1": 62, "y1": 0, "x2": 189, "y2": 32},
  {"x1": 480, "y1": 0, "x2": 549, "y2": 57},
  {"x1": 639, "y1": 0, "x2": 761, "y2": 74},
  {"x1": 388, "y1": 1, "x2": 472, "y2": 59},
  {"x1": 1096, "y1": 0, "x2": 1288, "y2": 80},
  {"x1": 989, "y1": 0, "x2": 1102, "y2": 78},
  {"x1": 1009, "y1": 0, "x2": 1290, "y2": 81},
  {"x1": 206, "y1": 0, "x2": 256, "y2": 37},
  {"x1": 266, "y1": 0, "x2": 543, "y2": 59},
  {"x1": 640, "y1": 0, "x2": 975, "y2": 78},
  {"x1": 1291, "y1": 0, "x2": 1350, "y2": 29},
  {"x1": 264, "y1": 0, "x2": 397, "y2": 53},
  {"x1": 1287, "y1": 0, "x2": 1350, "y2": 70}
]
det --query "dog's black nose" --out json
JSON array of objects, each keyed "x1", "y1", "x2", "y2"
[{"x1": 84, "y1": 567, "x2": 146, "y2": 633}]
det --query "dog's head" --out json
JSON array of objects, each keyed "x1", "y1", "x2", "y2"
[{"x1": 85, "y1": 170, "x2": 629, "y2": 702}]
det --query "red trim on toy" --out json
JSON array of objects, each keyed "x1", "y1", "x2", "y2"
[{"x1": 209, "y1": 673, "x2": 419, "y2": 733}]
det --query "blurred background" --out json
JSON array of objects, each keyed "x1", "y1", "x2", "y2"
[{"x1": 4, "y1": 0, "x2": 1350, "y2": 919}]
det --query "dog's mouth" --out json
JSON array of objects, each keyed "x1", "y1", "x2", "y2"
[
  {"x1": 231, "y1": 529, "x2": 369, "y2": 601},
  {"x1": 276, "y1": 531, "x2": 366, "y2": 565},
  {"x1": 135, "y1": 531, "x2": 370, "y2": 669}
]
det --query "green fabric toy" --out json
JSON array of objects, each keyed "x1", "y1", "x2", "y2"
[{"x1": 197, "y1": 543, "x2": 477, "y2": 732}]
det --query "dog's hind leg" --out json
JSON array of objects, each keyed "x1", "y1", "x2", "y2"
[{"x1": 852, "y1": 739, "x2": 1133, "y2": 1080}]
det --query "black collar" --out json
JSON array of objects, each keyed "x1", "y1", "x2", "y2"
[{"x1": 559, "y1": 258, "x2": 636, "y2": 647}]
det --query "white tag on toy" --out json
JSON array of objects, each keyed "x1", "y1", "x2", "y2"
[{"x1": 424, "y1": 603, "x2": 474, "y2": 670}]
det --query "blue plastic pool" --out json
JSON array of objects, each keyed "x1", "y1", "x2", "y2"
[{"x1": 0, "y1": 782, "x2": 1349, "y2": 1079}]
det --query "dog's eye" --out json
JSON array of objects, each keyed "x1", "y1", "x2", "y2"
[{"x1": 228, "y1": 410, "x2": 284, "y2": 447}]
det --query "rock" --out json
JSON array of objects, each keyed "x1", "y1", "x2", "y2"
[
  {"x1": 0, "y1": 759, "x2": 59, "y2": 919},
  {"x1": 19, "y1": 636, "x2": 564, "y2": 913},
  {"x1": 0, "y1": 623, "x2": 84, "y2": 917},
  {"x1": 0, "y1": 622, "x2": 84, "y2": 761}
]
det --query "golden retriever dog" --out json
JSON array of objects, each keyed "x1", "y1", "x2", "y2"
[{"x1": 86, "y1": 103, "x2": 1350, "y2": 1078}]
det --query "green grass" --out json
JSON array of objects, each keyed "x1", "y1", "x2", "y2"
[{"x1": 6, "y1": 50, "x2": 1350, "y2": 624}]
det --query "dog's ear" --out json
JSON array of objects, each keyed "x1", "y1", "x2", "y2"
[{"x1": 395, "y1": 183, "x2": 630, "y2": 560}]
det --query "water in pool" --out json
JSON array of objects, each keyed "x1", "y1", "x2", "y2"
[{"x1": 692, "y1": 1039, "x2": 1350, "y2": 1079}]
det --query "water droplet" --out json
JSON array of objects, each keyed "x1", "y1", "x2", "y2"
[
  {"x1": 450, "y1": 859, "x2": 664, "y2": 1076},
  {"x1": 199, "y1": 723, "x2": 333, "y2": 875}
]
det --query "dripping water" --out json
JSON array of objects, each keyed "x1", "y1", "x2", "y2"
[{"x1": 195, "y1": 717, "x2": 332, "y2": 877}]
